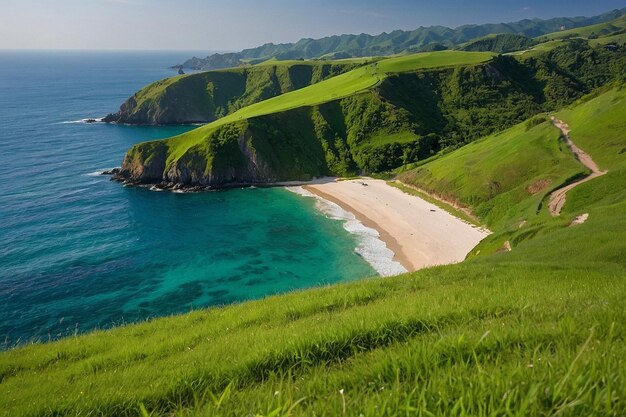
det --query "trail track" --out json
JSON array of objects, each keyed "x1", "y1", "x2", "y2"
[{"x1": 548, "y1": 117, "x2": 607, "y2": 216}]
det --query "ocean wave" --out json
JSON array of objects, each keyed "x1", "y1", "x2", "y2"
[
  {"x1": 58, "y1": 118, "x2": 104, "y2": 125},
  {"x1": 286, "y1": 186, "x2": 407, "y2": 277},
  {"x1": 84, "y1": 169, "x2": 113, "y2": 177}
]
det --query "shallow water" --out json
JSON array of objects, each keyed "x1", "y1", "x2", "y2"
[{"x1": 0, "y1": 50, "x2": 377, "y2": 346}]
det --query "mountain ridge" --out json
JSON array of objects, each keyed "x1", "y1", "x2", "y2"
[{"x1": 181, "y1": 7, "x2": 626, "y2": 70}]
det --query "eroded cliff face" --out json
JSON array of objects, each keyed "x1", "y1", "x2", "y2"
[
  {"x1": 114, "y1": 120, "x2": 321, "y2": 189},
  {"x1": 117, "y1": 140, "x2": 169, "y2": 183}
]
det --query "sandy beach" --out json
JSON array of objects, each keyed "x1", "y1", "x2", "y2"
[{"x1": 304, "y1": 178, "x2": 490, "y2": 272}]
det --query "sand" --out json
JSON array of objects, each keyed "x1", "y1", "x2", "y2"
[{"x1": 304, "y1": 179, "x2": 490, "y2": 272}]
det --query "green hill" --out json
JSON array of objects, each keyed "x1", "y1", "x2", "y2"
[
  {"x1": 114, "y1": 41, "x2": 624, "y2": 188},
  {"x1": 104, "y1": 62, "x2": 359, "y2": 125},
  {"x1": 398, "y1": 118, "x2": 584, "y2": 230},
  {"x1": 2, "y1": 87, "x2": 625, "y2": 417}
]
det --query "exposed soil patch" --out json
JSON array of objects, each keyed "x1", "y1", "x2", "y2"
[
  {"x1": 570, "y1": 213, "x2": 589, "y2": 226},
  {"x1": 526, "y1": 178, "x2": 552, "y2": 194}
]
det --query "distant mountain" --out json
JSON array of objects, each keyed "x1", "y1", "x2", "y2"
[{"x1": 181, "y1": 8, "x2": 626, "y2": 70}]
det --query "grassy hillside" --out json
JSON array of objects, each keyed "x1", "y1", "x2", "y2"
[
  {"x1": 398, "y1": 118, "x2": 585, "y2": 230},
  {"x1": 399, "y1": 86, "x2": 626, "y2": 253},
  {"x1": 170, "y1": 51, "x2": 494, "y2": 133},
  {"x1": 105, "y1": 61, "x2": 357, "y2": 124},
  {"x1": 108, "y1": 51, "x2": 493, "y2": 126},
  {"x1": 510, "y1": 15, "x2": 626, "y2": 58},
  {"x1": 2, "y1": 88, "x2": 625, "y2": 417},
  {"x1": 557, "y1": 87, "x2": 626, "y2": 170}
]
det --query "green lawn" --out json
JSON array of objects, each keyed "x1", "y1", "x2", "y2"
[{"x1": 1, "y1": 87, "x2": 625, "y2": 417}]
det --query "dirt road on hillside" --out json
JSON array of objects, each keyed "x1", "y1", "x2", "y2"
[{"x1": 548, "y1": 117, "x2": 607, "y2": 216}]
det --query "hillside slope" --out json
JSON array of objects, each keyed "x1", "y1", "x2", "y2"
[
  {"x1": 398, "y1": 117, "x2": 585, "y2": 230},
  {"x1": 400, "y1": 86, "x2": 626, "y2": 255},
  {"x1": 114, "y1": 42, "x2": 625, "y2": 189},
  {"x1": 1, "y1": 88, "x2": 625, "y2": 417},
  {"x1": 103, "y1": 62, "x2": 357, "y2": 125}
]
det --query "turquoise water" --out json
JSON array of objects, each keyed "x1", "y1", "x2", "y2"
[{"x1": 0, "y1": 51, "x2": 376, "y2": 347}]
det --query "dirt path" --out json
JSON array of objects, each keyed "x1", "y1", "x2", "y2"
[{"x1": 548, "y1": 117, "x2": 607, "y2": 216}]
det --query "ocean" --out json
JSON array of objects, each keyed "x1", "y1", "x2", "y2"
[{"x1": 0, "y1": 50, "x2": 385, "y2": 347}]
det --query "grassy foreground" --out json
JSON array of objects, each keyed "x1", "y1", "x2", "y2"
[
  {"x1": 1, "y1": 87, "x2": 625, "y2": 416},
  {"x1": 1, "y1": 262, "x2": 623, "y2": 417}
]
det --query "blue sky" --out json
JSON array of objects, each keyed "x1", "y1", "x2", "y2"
[{"x1": 0, "y1": 0, "x2": 624, "y2": 50}]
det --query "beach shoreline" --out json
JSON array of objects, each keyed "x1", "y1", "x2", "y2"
[
  {"x1": 302, "y1": 178, "x2": 490, "y2": 272},
  {"x1": 302, "y1": 185, "x2": 414, "y2": 272}
]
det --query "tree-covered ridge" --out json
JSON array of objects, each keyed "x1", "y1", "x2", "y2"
[
  {"x1": 181, "y1": 8, "x2": 626, "y2": 70},
  {"x1": 460, "y1": 34, "x2": 537, "y2": 53},
  {"x1": 115, "y1": 41, "x2": 626, "y2": 188}
]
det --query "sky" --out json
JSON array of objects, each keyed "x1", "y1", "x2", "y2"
[{"x1": 0, "y1": 0, "x2": 624, "y2": 51}]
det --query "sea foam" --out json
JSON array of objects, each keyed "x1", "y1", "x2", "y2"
[
  {"x1": 286, "y1": 186, "x2": 408, "y2": 277},
  {"x1": 85, "y1": 168, "x2": 113, "y2": 177},
  {"x1": 59, "y1": 118, "x2": 104, "y2": 125}
]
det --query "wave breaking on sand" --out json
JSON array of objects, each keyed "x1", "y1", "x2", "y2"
[{"x1": 286, "y1": 186, "x2": 408, "y2": 277}]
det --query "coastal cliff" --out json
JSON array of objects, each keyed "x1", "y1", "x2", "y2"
[
  {"x1": 104, "y1": 63, "x2": 356, "y2": 125},
  {"x1": 114, "y1": 41, "x2": 625, "y2": 188},
  {"x1": 115, "y1": 112, "x2": 331, "y2": 188}
]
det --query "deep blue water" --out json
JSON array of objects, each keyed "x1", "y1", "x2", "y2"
[{"x1": 0, "y1": 50, "x2": 375, "y2": 346}]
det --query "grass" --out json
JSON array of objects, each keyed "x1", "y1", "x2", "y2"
[
  {"x1": 253, "y1": 57, "x2": 375, "y2": 66},
  {"x1": 161, "y1": 50, "x2": 495, "y2": 165},
  {"x1": 1, "y1": 262, "x2": 624, "y2": 417},
  {"x1": 376, "y1": 51, "x2": 494, "y2": 73},
  {"x1": 400, "y1": 86, "x2": 626, "y2": 257},
  {"x1": 556, "y1": 86, "x2": 626, "y2": 171},
  {"x1": 365, "y1": 131, "x2": 422, "y2": 148},
  {"x1": 515, "y1": 40, "x2": 564, "y2": 57},
  {"x1": 114, "y1": 60, "x2": 362, "y2": 125},
  {"x1": 1, "y1": 86, "x2": 625, "y2": 417},
  {"x1": 397, "y1": 117, "x2": 586, "y2": 230}
]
